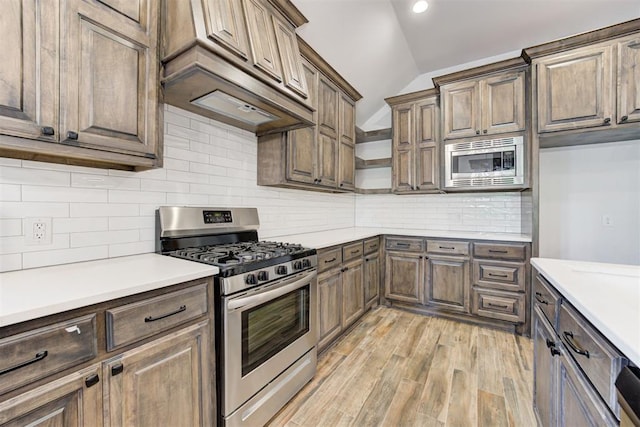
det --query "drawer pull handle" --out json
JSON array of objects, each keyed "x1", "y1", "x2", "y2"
[
  {"x1": 396, "y1": 243, "x2": 410, "y2": 248},
  {"x1": 144, "y1": 305, "x2": 186, "y2": 323},
  {"x1": 534, "y1": 292, "x2": 548, "y2": 305},
  {"x1": 350, "y1": 250, "x2": 359, "y2": 254},
  {"x1": 0, "y1": 350, "x2": 48, "y2": 376},
  {"x1": 562, "y1": 331, "x2": 590, "y2": 358},
  {"x1": 85, "y1": 373, "x2": 100, "y2": 388},
  {"x1": 324, "y1": 257, "x2": 337, "y2": 263},
  {"x1": 65, "y1": 325, "x2": 81, "y2": 334},
  {"x1": 439, "y1": 246, "x2": 455, "y2": 250},
  {"x1": 487, "y1": 302, "x2": 509, "y2": 310},
  {"x1": 111, "y1": 363, "x2": 124, "y2": 376},
  {"x1": 488, "y1": 273, "x2": 509, "y2": 278},
  {"x1": 488, "y1": 249, "x2": 508, "y2": 254}
]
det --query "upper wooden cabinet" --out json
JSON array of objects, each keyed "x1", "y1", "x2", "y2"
[
  {"x1": 257, "y1": 37, "x2": 362, "y2": 193},
  {"x1": 386, "y1": 89, "x2": 440, "y2": 194},
  {"x1": 0, "y1": 0, "x2": 161, "y2": 170},
  {"x1": 524, "y1": 21, "x2": 640, "y2": 146},
  {"x1": 161, "y1": 0, "x2": 314, "y2": 136},
  {"x1": 435, "y1": 59, "x2": 527, "y2": 140}
]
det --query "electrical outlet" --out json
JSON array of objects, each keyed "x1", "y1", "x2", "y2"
[
  {"x1": 25, "y1": 218, "x2": 52, "y2": 245},
  {"x1": 601, "y1": 215, "x2": 614, "y2": 227}
]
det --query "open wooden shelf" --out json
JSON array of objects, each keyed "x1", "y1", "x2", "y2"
[
  {"x1": 355, "y1": 156, "x2": 392, "y2": 169},
  {"x1": 355, "y1": 127, "x2": 392, "y2": 143},
  {"x1": 355, "y1": 188, "x2": 392, "y2": 194}
]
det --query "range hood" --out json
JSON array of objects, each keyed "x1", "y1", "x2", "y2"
[{"x1": 160, "y1": 0, "x2": 314, "y2": 136}]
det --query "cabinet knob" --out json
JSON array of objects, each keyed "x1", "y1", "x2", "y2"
[
  {"x1": 111, "y1": 363, "x2": 124, "y2": 376},
  {"x1": 603, "y1": 117, "x2": 611, "y2": 125},
  {"x1": 340, "y1": 183, "x2": 344, "y2": 187},
  {"x1": 476, "y1": 130, "x2": 480, "y2": 135},
  {"x1": 416, "y1": 186, "x2": 420, "y2": 190},
  {"x1": 67, "y1": 131, "x2": 78, "y2": 140},
  {"x1": 317, "y1": 179, "x2": 322, "y2": 183},
  {"x1": 483, "y1": 129, "x2": 487, "y2": 134},
  {"x1": 41, "y1": 126, "x2": 55, "y2": 136},
  {"x1": 621, "y1": 115, "x2": 629, "y2": 123}
]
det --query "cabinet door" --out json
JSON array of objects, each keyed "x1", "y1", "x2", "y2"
[
  {"x1": 104, "y1": 321, "x2": 212, "y2": 427},
  {"x1": 342, "y1": 259, "x2": 364, "y2": 328},
  {"x1": 287, "y1": 58, "x2": 317, "y2": 184},
  {"x1": 201, "y1": 0, "x2": 250, "y2": 59},
  {"x1": 415, "y1": 98, "x2": 439, "y2": 191},
  {"x1": 533, "y1": 308, "x2": 559, "y2": 427},
  {"x1": 426, "y1": 255, "x2": 470, "y2": 313},
  {"x1": 481, "y1": 71, "x2": 525, "y2": 135},
  {"x1": 318, "y1": 269, "x2": 342, "y2": 351},
  {"x1": 392, "y1": 102, "x2": 414, "y2": 192},
  {"x1": 557, "y1": 347, "x2": 618, "y2": 427},
  {"x1": 384, "y1": 251, "x2": 423, "y2": 304},
  {"x1": 618, "y1": 37, "x2": 640, "y2": 124},
  {"x1": 338, "y1": 95, "x2": 356, "y2": 191},
  {"x1": 272, "y1": 16, "x2": 308, "y2": 98},
  {"x1": 364, "y1": 253, "x2": 380, "y2": 308},
  {"x1": 536, "y1": 45, "x2": 614, "y2": 133},
  {"x1": 61, "y1": 0, "x2": 159, "y2": 158},
  {"x1": 243, "y1": 0, "x2": 282, "y2": 81},
  {"x1": 0, "y1": 0, "x2": 58, "y2": 142},
  {"x1": 0, "y1": 364, "x2": 102, "y2": 426},
  {"x1": 317, "y1": 133, "x2": 338, "y2": 188},
  {"x1": 318, "y1": 76, "x2": 339, "y2": 138},
  {"x1": 442, "y1": 80, "x2": 480, "y2": 139}
]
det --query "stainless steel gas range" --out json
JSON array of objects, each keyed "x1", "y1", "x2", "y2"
[{"x1": 156, "y1": 207, "x2": 317, "y2": 426}]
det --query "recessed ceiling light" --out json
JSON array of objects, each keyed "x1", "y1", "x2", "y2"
[{"x1": 412, "y1": 0, "x2": 429, "y2": 13}]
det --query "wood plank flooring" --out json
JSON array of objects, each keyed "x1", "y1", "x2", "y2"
[{"x1": 267, "y1": 307, "x2": 536, "y2": 427}]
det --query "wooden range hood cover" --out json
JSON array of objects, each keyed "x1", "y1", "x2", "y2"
[{"x1": 160, "y1": 0, "x2": 314, "y2": 136}]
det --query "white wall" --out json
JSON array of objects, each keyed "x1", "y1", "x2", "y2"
[
  {"x1": 0, "y1": 106, "x2": 356, "y2": 272},
  {"x1": 539, "y1": 140, "x2": 640, "y2": 265}
]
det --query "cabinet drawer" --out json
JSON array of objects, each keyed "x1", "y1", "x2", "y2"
[
  {"x1": 0, "y1": 314, "x2": 97, "y2": 394},
  {"x1": 318, "y1": 247, "x2": 343, "y2": 273},
  {"x1": 426, "y1": 240, "x2": 469, "y2": 256},
  {"x1": 473, "y1": 242, "x2": 527, "y2": 261},
  {"x1": 385, "y1": 237, "x2": 423, "y2": 252},
  {"x1": 106, "y1": 284, "x2": 208, "y2": 350},
  {"x1": 534, "y1": 274, "x2": 561, "y2": 328},
  {"x1": 472, "y1": 288, "x2": 525, "y2": 323},
  {"x1": 342, "y1": 241, "x2": 363, "y2": 262},
  {"x1": 363, "y1": 237, "x2": 380, "y2": 255},
  {"x1": 473, "y1": 260, "x2": 525, "y2": 292},
  {"x1": 558, "y1": 302, "x2": 626, "y2": 414}
]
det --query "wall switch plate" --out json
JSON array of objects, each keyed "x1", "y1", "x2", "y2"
[
  {"x1": 601, "y1": 215, "x2": 613, "y2": 227},
  {"x1": 25, "y1": 217, "x2": 52, "y2": 245}
]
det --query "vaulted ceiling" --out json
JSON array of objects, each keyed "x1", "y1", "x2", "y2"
[{"x1": 294, "y1": 0, "x2": 640, "y2": 129}]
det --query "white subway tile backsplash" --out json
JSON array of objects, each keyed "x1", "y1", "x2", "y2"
[
  {"x1": 0, "y1": 184, "x2": 21, "y2": 201},
  {"x1": 0, "y1": 105, "x2": 525, "y2": 272}
]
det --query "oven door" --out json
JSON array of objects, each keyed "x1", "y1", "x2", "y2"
[{"x1": 222, "y1": 270, "x2": 317, "y2": 417}]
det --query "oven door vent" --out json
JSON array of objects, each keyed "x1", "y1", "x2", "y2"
[
  {"x1": 449, "y1": 136, "x2": 521, "y2": 151},
  {"x1": 449, "y1": 176, "x2": 522, "y2": 188}
]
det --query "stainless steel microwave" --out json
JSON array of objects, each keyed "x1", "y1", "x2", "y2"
[{"x1": 444, "y1": 136, "x2": 524, "y2": 189}]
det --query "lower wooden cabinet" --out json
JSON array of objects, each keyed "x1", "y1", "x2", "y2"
[
  {"x1": 341, "y1": 258, "x2": 364, "y2": 328},
  {"x1": 364, "y1": 252, "x2": 380, "y2": 309},
  {"x1": 0, "y1": 364, "x2": 102, "y2": 426},
  {"x1": 103, "y1": 321, "x2": 212, "y2": 427},
  {"x1": 425, "y1": 254, "x2": 469, "y2": 313},
  {"x1": 533, "y1": 307, "x2": 559, "y2": 427},
  {"x1": 318, "y1": 268, "x2": 343, "y2": 350},
  {"x1": 384, "y1": 251, "x2": 424, "y2": 304}
]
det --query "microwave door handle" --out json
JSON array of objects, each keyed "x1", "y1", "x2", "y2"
[{"x1": 227, "y1": 272, "x2": 316, "y2": 311}]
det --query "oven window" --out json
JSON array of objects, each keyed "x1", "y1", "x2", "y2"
[
  {"x1": 453, "y1": 149, "x2": 515, "y2": 174},
  {"x1": 241, "y1": 285, "x2": 310, "y2": 376}
]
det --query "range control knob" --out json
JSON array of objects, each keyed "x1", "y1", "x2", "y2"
[
  {"x1": 293, "y1": 261, "x2": 303, "y2": 270},
  {"x1": 276, "y1": 265, "x2": 288, "y2": 275},
  {"x1": 302, "y1": 259, "x2": 311, "y2": 269},
  {"x1": 245, "y1": 274, "x2": 257, "y2": 285},
  {"x1": 257, "y1": 271, "x2": 269, "y2": 281}
]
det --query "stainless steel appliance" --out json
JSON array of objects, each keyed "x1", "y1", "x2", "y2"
[
  {"x1": 156, "y1": 207, "x2": 317, "y2": 427},
  {"x1": 444, "y1": 135, "x2": 524, "y2": 188}
]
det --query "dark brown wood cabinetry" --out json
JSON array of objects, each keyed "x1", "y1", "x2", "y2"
[
  {"x1": 363, "y1": 237, "x2": 381, "y2": 309},
  {"x1": 426, "y1": 254, "x2": 470, "y2": 314},
  {"x1": 0, "y1": 278, "x2": 215, "y2": 427},
  {"x1": 258, "y1": 38, "x2": 361, "y2": 193},
  {"x1": 386, "y1": 90, "x2": 440, "y2": 194},
  {"x1": 0, "y1": 0, "x2": 161, "y2": 170}
]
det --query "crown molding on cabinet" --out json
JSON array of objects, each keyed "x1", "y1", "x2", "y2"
[{"x1": 432, "y1": 56, "x2": 528, "y2": 90}]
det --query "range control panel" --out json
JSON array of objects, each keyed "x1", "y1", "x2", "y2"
[{"x1": 203, "y1": 210, "x2": 233, "y2": 224}]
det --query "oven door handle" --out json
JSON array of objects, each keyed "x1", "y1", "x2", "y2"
[{"x1": 227, "y1": 273, "x2": 315, "y2": 311}]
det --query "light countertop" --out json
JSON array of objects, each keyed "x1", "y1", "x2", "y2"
[
  {"x1": 267, "y1": 227, "x2": 532, "y2": 249},
  {"x1": 531, "y1": 258, "x2": 640, "y2": 367},
  {"x1": 0, "y1": 254, "x2": 218, "y2": 328}
]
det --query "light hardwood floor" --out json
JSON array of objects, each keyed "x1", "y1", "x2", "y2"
[{"x1": 267, "y1": 307, "x2": 536, "y2": 427}]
